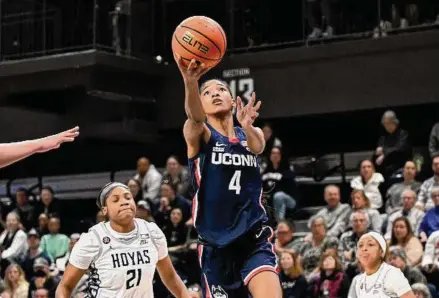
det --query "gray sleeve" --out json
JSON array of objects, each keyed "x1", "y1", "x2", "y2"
[
  {"x1": 348, "y1": 276, "x2": 358, "y2": 298},
  {"x1": 327, "y1": 206, "x2": 351, "y2": 237}
]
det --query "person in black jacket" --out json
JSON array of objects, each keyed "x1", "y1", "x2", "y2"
[
  {"x1": 279, "y1": 251, "x2": 308, "y2": 298},
  {"x1": 262, "y1": 147, "x2": 297, "y2": 221}
]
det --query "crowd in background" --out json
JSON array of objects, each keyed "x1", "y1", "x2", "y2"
[{"x1": 0, "y1": 110, "x2": 438, "y2": 298}]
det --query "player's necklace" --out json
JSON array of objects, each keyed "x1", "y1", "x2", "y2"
[{"x1": 363, "y1": 264, "x2": 384, "y2": 293}]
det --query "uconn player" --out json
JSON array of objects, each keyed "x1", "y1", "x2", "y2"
[
  {"x1": 0, "y1": 126, "x2": 79, "y2": 168},
  {"x1": 55, "y1": 182, "x2": 191, "y2": 298},
  {"x1": 175, "y1": 55, "x2": 282, "y2": 298}
]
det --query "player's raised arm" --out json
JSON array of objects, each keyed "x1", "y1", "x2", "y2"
[
  {"x1": 0, "y1": 126, "x2": 79, "y2": 168},
  {"x1": 236, "y1": 93, "x2": 265, "y2": 155}
]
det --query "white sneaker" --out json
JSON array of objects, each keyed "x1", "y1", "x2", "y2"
[
  {"x1": 323, "y1": 26, "x2": 334, "y2": 37},
  {"x1": 308, "y1": 28, "x2": 322, "y2": 39}
]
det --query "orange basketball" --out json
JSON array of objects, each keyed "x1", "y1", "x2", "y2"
[{"x1": 172, "y1": 16, "x2": 227, "y2": 68}]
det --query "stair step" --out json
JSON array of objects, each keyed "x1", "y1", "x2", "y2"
[
  {"x1": 293, "y1": 220, "x2": 310, "y2": 233},
  {"x1": 301, "y1": 206, "x2": 324, "y2": 216}
]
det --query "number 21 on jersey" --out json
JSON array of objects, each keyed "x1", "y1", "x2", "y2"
[
  {"x1": 126, "y1": 269, "x2": 142, "y2": 289},
  {"x1": 229, "y1": 170, "x2": 241, "y2": 194}
]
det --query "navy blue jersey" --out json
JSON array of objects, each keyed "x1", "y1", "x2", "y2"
[{"x1": 188, "y1": 123, "x2": 267, "y2": 247}]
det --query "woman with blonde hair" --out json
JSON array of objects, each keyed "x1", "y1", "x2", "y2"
[
  {"x1": 279, "y1": 251, "x2": 308, "y2": 298},
  {"x1": 355, "y1": 231, "x2": 415, "y2": 298},
  {"x1": 313, "y1": 252, "x2": 349, "y2": 298},
  {"x1": 350, "y1": 190, "x2": 383, "y2": 233},
  {"x1": 3, "y1": 264, "x2": 29, "y2": 298}
]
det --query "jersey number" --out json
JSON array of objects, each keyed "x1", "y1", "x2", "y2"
[
  {"x1": 229, "y1": 170, "x2": 242, "y2": 194},
  {"x1": 126, "y1": 269, "x2": 142, "y2": 289}
]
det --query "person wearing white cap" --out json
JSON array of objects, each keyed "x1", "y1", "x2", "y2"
[{"x1": 353, "y1": 231, "x2": 415, "y2": 298}]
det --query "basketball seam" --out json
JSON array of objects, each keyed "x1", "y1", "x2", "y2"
[
  {"x1": 180, "y1": 25, "x2": 223, "y2": 57},
  {"x1": 173, "y1": 34, "x2": 219, "y2": 61}
]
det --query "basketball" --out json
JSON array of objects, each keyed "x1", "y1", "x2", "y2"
[{"x1": 172, "y1": 16, "x2": 227, "y2": 68}]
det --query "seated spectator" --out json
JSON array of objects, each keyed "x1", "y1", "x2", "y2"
[
  {"x1": 339, "y1": 211, "x2": 370, "y2": 269},
  {"x1": 308, "y1": 185, "x2": 351, "y2": 238},
  {"x1": 312, "y1": 252, "x2": 350, "y2": 298},
  {"x1": 135, "y1": 200, "x2": 154, "y2": 222},
  {"x1": 349, "y1": 190, "x2": 382, "y2": 233},
  {"x1": 34, "y1": 186, "x2": 61, "y2": 219},
  {"x1": 422, "y1": 230, "x2": 439, "y2": 287},
  {"x1": 163, "y1": 208, "x2": 188, "y2": 253},
  {"x1": 162, "y1": 155, "x2": 191, "y2": 199},
  {"x1": 388, "y1": 247, "x2": 427, "y2": 285},
  {"x1": 3, "y1": 264, "x2": 29, "y2": 298},
  {"x1": 0, "y1": 212, "x2": 28, "y2": 276},
  {"x1": 154, "y1": 182, "x2": 191, "y2": 227},
  {"x1": 417, "y1": 155, "x2": 439, "y2": 211},
  {"x1": 36, "y1": 213, "x2": 49, "y2": 237},
  {"x1": 55, "y1": 233, "x2": 80, "y2": 273},
  {"x1": 12, "y1": 188, "x2": 35, "y2": 231},
  {"x1": 261, "y1": 123, "x2": 282, "y2": 163},
  {"x1": 21, "y1": 229, "x2": 51, "y2": 281},
  {"x1": 262, "y1": 147, "x2": 297, "y2": 221},
  {"x1": 39, "y1": 216, "x2": 70, "y2": 261},
  {"x1": 411, "y1": 283, "x2": 432, "y2": 298},
  {"x1": 188, "y1": 283, "x2": 202, "y2": 298},
  {"x1": 279, "y1": 251, "x2": 308, "y2": 298},
  {"x1": 419, "y1": 190, "x2": 439, "y2": 243},
  {"x1": 385, "y1": 189, "x2": 425, "y2": 239},
  {"x1": 126, "y1": 178, "x2": 144, "y2": 202},
  {"x1": 134, "y1": 157, "x2": 162, "y2": 204},
  {"x1": 299, "y1": 216, "x2": 339, "y2": 280},
  {"x1": 306, "y1": 0, "x2": 335, "y2": 38},
  {"x1": 429, "y1": 121, "x2": 439, "y2": 158},
  {"x1": 274, "y1": 220, "x2": 304, "y2": 256},
  {"x1": 386, "y1": 161, "x2": 421, "y2": 215},
  {"x1": 28, "y1": 257, "x2": 60, "y2": 297},
  {"x1": 389, "y1": 217, "x2": 423, "y2": 266},
  {"x1": 34, "y1": 288, "x2": 50, "y2": 298},
  {"x1": 374, "y1": 110, "x2": 411, "y2": 180},
  {"x1": 351, "y1": 160, "x2": 385, "y2": 209}
]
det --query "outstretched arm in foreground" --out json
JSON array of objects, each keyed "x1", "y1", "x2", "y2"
[{"x1": 0, "y1": 126, "x2": 79, "y2": 168}]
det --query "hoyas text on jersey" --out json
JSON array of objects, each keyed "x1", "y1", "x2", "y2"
[{"x1": 111, "y1": 250, "x2": 151, "y2": 268}]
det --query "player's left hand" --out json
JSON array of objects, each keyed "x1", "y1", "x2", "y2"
[
  {"x1": 36, "y1": 126, "x2": 79, "y2": 153},
  {"x1": 236, "y1": 92, "x2": 261, "y2": 129}
]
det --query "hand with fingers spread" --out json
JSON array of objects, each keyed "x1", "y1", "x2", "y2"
[
  {"x1": 236, "y1": 92, "x2": 261, "y2": 130},
  {"x1": 36, "y1": 126, "x2": 80, "y2": 153},
  {"x1": 174, "y1": 54, "x2": 211, "y2": 83}
]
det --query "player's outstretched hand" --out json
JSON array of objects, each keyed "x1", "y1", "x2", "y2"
[
  {"x1": 174, "y1": 54, "x2": 211, "y2": 83},
  {"x1": 36, "y1": 126, "x2": 80, "y2": 153},
  {"x1": 236, "y1": 92, "x2": 261, "y2": 129}
]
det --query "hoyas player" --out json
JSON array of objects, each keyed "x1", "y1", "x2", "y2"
[
  {"x1": 55, "y1": 182, "x2": 191, "y2": 298},
  {"x1": 174, "y1": 54, "x2": 282, "y2": 298}
]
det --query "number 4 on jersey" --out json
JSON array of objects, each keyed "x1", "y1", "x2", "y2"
[{"x1": 229, "y1": 170, "x2": 242, "y2": 194}]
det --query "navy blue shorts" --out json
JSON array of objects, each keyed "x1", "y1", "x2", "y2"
[{"x1": 197, "y1": 225, "x2": 278, "y2": 298}]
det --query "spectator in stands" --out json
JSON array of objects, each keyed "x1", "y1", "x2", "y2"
[
  {"x1": 306, "y1": 0, "x2": 335, "y2": 39},
  {"x1": 154, "y1": 196, "x2": 172, "y2": 229},
  {"x1": 36, "y1": 214, "x2": 49, "y2": 237},
  {"x1": 386, "y1": 161, "x2": 421, "y2": 215},
  {"x1": 12, "y1": 188, "x2": 35, "y2": 231},
  {"x1": 163, "y1": 208, "x2": 188, "y2": 254},
  {"x1": 350, "y1": 159, "x2": 385, "y2": 209},
  {"x1": 162, "y1": 155, "x2": 191, "y2": 199},
  {"x1": 54, "y1": 233, "x2": 80, "y2": 273},
  {"x1": 385, "y1": 189, "x2": 424, "y2": 239},
  {"x1": 422, "y1": 230, "x2": 439, "y2": 288},
  {"x1": 0, "y1": 212, "x2": 28, "y2": 277},
  {"x1": 299, "y1": 216, "x2": 339, "y2": 280},
  {"x1": 389, "y1": 217, "x2": 423, "y2": 266},
  {"x1": 339, "y1": 211, "x2": 370, "y2": 270},
  {"x1": 312, "y1": 252, "x2": 350, "y2": 298},
  {"x1": 428, "y1": 122, "x2": 439, "y2": 158},
  {"x1": 126, "y1": 178, "x2": 144, "y2": 202},
  {"x1": 34, "y1": 186, "x2": 61, "y2": 219},
  {"x1": 411, "y1": 283, "x2": 432, "y2": 298},
  {"x1": 261, "y1": 123, "x2": 282, "y2": 163},
  {"x1": 134, "y1": 157, "x2": 162, "y2": 204},
  {"x1": 135, "y1": 200, "x2": 154, "y2": 222},
  {"x1": 308, "y1": 185, "x2": 351, "y2": 238},
  {"x1": 21, "y1": 229, "x2": 51, "y2": 281},
  {"x1": 188, "y1": 284, "x2": 202, "y2": 298},
  {"x1": 28, "y1": 257, "x2": 60, "y2": 297},
  {"x1": 388, "y1": 247, "x2": 427, "y2": 285},
  {"x1": 417, "y1": 155, "x2": 439, "y2": 211},
  {"x1": 274, "y1": 220, "x2": 304, "y2": 255},
  {"x1": 419, "y1": 187, "x2": 439, "y2": 243},
  {"x1": 39, "y1": 216, "x2": 69, "y2": 261},
  {"x1": 279, "y1": 251, "x2": 308, "y2": 298},
  {"x1": 34, "y1": 288, "x2": 49, "y2": 298},
  {"x1": 3, "y1": 264, "x2": 29, "y2": 298},
  {"x1": 374, "y1": 110, "x2": 411, "y2": 180},
  {"x1": 154, "y1": 182, "x2": 191, "y2": 227},
  {"x1": 262, "y1": 147, "x2": 297, "y2": 221},
  {"x1": 349, "y1": 190, "x2": 382, "y2": 232}
]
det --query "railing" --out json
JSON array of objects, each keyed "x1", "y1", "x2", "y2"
[{"x1": 0, "y1": 0, "x2": 437, "y2": 62}]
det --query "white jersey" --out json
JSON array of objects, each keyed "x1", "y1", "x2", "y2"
[
  {"x1": 353, "y1": 263, "x2": 411, "y2": 298},
  {"x1": 69, "y1": 218, "x2": 168, "y2": 298}
]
